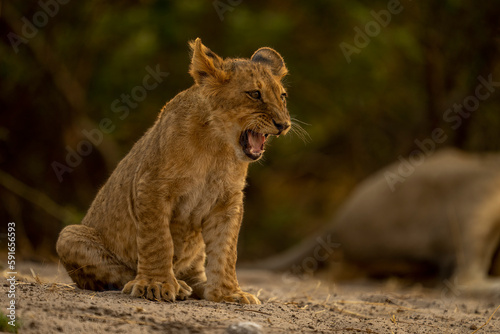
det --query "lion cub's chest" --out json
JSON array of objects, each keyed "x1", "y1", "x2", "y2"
[{"x1": 170, "y1": 170, "x2": 243, "y2": 231}]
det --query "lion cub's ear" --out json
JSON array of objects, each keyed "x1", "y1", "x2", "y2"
[
  {"x1": 189, "y1": 38, "x2": 229, "y2": 85},
  {"x1": 251, "y1": 47, "x2": 288, "y2": 80}
]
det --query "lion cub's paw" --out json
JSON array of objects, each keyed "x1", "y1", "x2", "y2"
[
  {"x1": 122, "y1": 277, "x2": 192, "y2": 302},
  {"x1": 176, "y1": 280, "x2": 193, "y2": 300},
  {"x1": 225, "y1": 291, "x2": 261, "y2": 304},
  {"x1": 206, "y1": 290, "x2": 261, "y2": 304}
]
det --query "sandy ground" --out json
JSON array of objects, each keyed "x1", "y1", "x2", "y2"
[{"x1": 1, "y1": 262, "x2": 499, "y2": 334}]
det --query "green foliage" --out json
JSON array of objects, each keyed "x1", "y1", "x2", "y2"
[
  {"x1": 0, "y1": 312, "x2": 20, "y2": 333},
  {"x1": 1, "y1": 0, "x2": 499, "y2": 259}
]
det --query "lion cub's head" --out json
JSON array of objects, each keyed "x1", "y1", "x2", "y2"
[{"x1": 189, "y1": 38, "x2": 291, "y2": 162}]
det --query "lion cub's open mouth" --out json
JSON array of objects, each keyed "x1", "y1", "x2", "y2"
[{"x1": 239, "y1": 130, "x2": 270, "y2": 160}]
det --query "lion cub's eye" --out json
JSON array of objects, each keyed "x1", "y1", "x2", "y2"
[
  {"x1": 247, "y1": 90, "x2": 262, "y2": 100},
  {"x1": 281, "y1": 92, "x2": 287, "y2": 102}
]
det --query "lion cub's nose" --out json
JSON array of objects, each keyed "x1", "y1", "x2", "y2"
[{"x1": 272, "y1": 119, "x2": 291, "y2": 135}]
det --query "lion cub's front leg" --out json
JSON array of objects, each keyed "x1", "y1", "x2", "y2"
[
  {"x1": 202, "y1": 192, "x2": 261, "y2": 305},
  {"x1": 122, "y1": 189, "x2": 192, "y2": 301}
]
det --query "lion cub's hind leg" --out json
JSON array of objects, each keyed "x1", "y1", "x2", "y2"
[{"x1": 56, "y1": 225, "x2": 135, "y2": 291}]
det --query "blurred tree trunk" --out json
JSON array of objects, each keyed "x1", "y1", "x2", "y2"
[
  {"x1": 3, "y1": 1, "x2": 121, "y2": 170},
  {"x1": 418, "y1": 1, "x2": 500, "y2": 150}
]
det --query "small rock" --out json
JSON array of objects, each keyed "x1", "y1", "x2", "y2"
[{"x1": 225, "y1": 321, "x2": 263, "y2": 334}]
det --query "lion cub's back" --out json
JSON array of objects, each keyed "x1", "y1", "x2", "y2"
[{"x1": 81, "y1": 127, "x2": 159, "y2": 266}]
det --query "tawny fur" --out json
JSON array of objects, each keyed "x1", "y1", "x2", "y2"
[
  {"x1": 56, "y1": 38, "x2": 291, "y2": 304},
  {"x1": 257, "y1": 149, "x2": 500, "y2": 293}
]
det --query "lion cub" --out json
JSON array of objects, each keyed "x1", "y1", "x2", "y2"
[{"x1": 56, "y1": 38, "x2": 291, "y2": 304}]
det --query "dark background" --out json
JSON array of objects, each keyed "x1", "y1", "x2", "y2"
[{"x1": 1, "y1": 0, "x2": 499, "y2": 261}]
